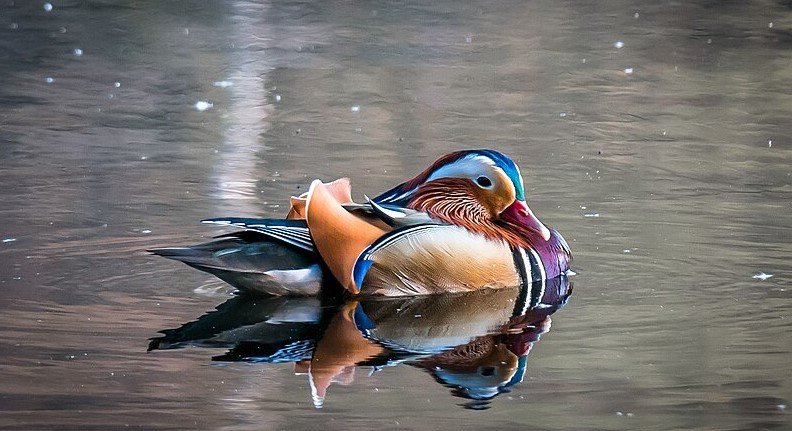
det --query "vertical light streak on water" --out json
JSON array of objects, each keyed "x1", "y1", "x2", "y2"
[{"x1": 211, "y1": 0, "x2": 274, "y2": 214}]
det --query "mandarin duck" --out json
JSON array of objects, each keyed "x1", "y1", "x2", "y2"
[{"x1": 150, "y1": 149, "x2": 571, "y2": 296}]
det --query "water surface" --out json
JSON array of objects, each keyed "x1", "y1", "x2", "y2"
[{"x1": 1, "y1": 0, "x2": 791, "y2": 429}]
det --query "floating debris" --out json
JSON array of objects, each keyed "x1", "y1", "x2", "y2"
[
  {"x1": 624, "y1": 67, "x2": 634, "y2": 75},
  {"x1": 769, "y1": 22, "x2": 774, "y2": 29},
  {"x1": 114, "y1": 82, "x2": 121, "y2": 88},
  {"x1": 194, "y1": 101, "x2": 213, "y2": 111},
  {"x1": 768, "y1": 140, "x2": 772, "y2": 147},
  {"x1": 73, "y1": 48, "x2": 83, "y2": 56},
  {"x1": 583, "y1": 213, "x2": 600, "y2": 218},
  {"x1": 351, "y1": 105, "x2": 360, "y2": 113},
  {"x1": 43, "y1": 2, "x2": 53, "y2": 12},
  {"x1": 213, "y1": 80, "x2": 233, "y2": 88},
  {"x1": 623, "y1": 249, "x2": 631, "y2": 253},
  {"x1": 634, "y1": 12, "x2": 639, "y2": 19},
  {"x1": 141, "y1": 229, "x2": 152, "y2": 234},
  {"x1": 752, "y1": 272, "x2": 773, "y2": 281},
  {"x1": 274, "y1": 94, "x2": 281, "y2": 102},
  {"x1": 2, "y1": 238, "x2": 17, "y2": 243},
  {"x1": 45, "y1": 77, "x2": 54, "y2": 83},
  {"x1": 565, "y1": 269, "x2": 577, "y2": 276},
  {"x1": 614, "y1": 41, "x2": 625, "y2": 49}
]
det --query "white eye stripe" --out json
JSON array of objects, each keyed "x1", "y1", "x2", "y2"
[{"x1": 426, "y1": 155, "x2": 497, "y2": 183}]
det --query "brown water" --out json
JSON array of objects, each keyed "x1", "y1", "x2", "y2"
[{"x1": 1, "y1": 0, "x2": 791, "y2": 429}]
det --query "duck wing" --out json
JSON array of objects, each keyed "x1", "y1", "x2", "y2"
[{"x1": 202, "y1": 218, "x2": 314, "y2": 252}]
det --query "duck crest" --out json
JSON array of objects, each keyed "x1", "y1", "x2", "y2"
[{"x1": 374, "y1": 151, "x2": 471, "y2": 206}]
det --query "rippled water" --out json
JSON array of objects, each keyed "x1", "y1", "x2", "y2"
[{"x1": 1, "y1": 0, "x2": 791, "y2": 429}]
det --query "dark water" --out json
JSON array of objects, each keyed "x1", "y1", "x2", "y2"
[{"x1": 1, "y1": 0, "x2": 791, "y2": 429}]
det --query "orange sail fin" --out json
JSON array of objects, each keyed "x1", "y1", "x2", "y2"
[
  {"x1": 305, "y1": 179, "x2": 386, "y2": 293},
  {"x1": 287, "y1": 178, "x2": 352, "y2": 220}
]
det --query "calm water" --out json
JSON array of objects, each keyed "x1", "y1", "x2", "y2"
[{"x1": 1, "y1": 0, "x2": 791, "y2": 429}]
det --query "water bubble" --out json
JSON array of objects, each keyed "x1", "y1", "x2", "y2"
[
  {"x1": 213, "y1": 80, "x2": 233, "y2": 88},
  {"x1": 45, "y1": 77, "x2": 54, "y2": 83},
  {"x1": 707, "y1": 38, "x2": 712, "y2": 44},
  {"x1": 10, "y1": 23, "x2": 19, "y2": 30},
  {"x1": 114, "y1": 82, "x2": 121, "y2": 88},
  {"x1": 351, "y1": 105, "x2": 360, "y2": 112},
  {"x1": 624, "y1": 67, "x2": 634, "y2": 75},
  {"x1": 614, "y1": 41, "x2": 625, "y2": 49},
  {"x1": 43, "y1": 2, "x2": 53, "y2": 12},
  {"x1": 194, "y1": 101, "x2": 213, "y2": 111},
  {"x1": 59, "y1": 26, "x2": 67, "y2": 33},
  {"x1": 73, "y1": 48, "x2": 83, "y2": 56},
  {"x1": 634, "y1": 12, "x2": 640, "y2": 18},
  {"x1": 752, "y1": 272, "x2": 773, "y2": 281}
]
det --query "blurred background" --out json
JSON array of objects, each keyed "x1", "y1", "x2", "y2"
[{"x1": 0, "y1": 0, "x2": 790, "y2": 429}]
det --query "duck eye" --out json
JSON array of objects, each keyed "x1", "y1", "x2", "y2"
[{"x1": 476, "y1": 176, "x2": 492, "y2": 188}]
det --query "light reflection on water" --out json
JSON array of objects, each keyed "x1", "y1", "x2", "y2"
[{"x1": 0, "y1": 0, "x2": 791, "y2": 429}]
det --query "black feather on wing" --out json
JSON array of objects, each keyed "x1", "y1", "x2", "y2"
[{"x1": 202, "y1": 217, "x2": 314, "y2": 252}]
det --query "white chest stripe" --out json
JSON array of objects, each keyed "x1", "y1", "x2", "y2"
[{"x1": 527, "y1": 248, "x2": 546, "y2": 309}]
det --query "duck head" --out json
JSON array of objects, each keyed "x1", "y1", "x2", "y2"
[{"x1": 374, "y1": 149, "x2": 551, "y2": 247}]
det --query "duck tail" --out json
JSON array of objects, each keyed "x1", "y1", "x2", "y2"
[{"x1": 149, "y1": 234, "x2": 324, "y2": 296}]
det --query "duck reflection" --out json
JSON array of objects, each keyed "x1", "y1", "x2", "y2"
[{"x1": 149, "y1": 276, "x2": 572, "y2": 409}]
